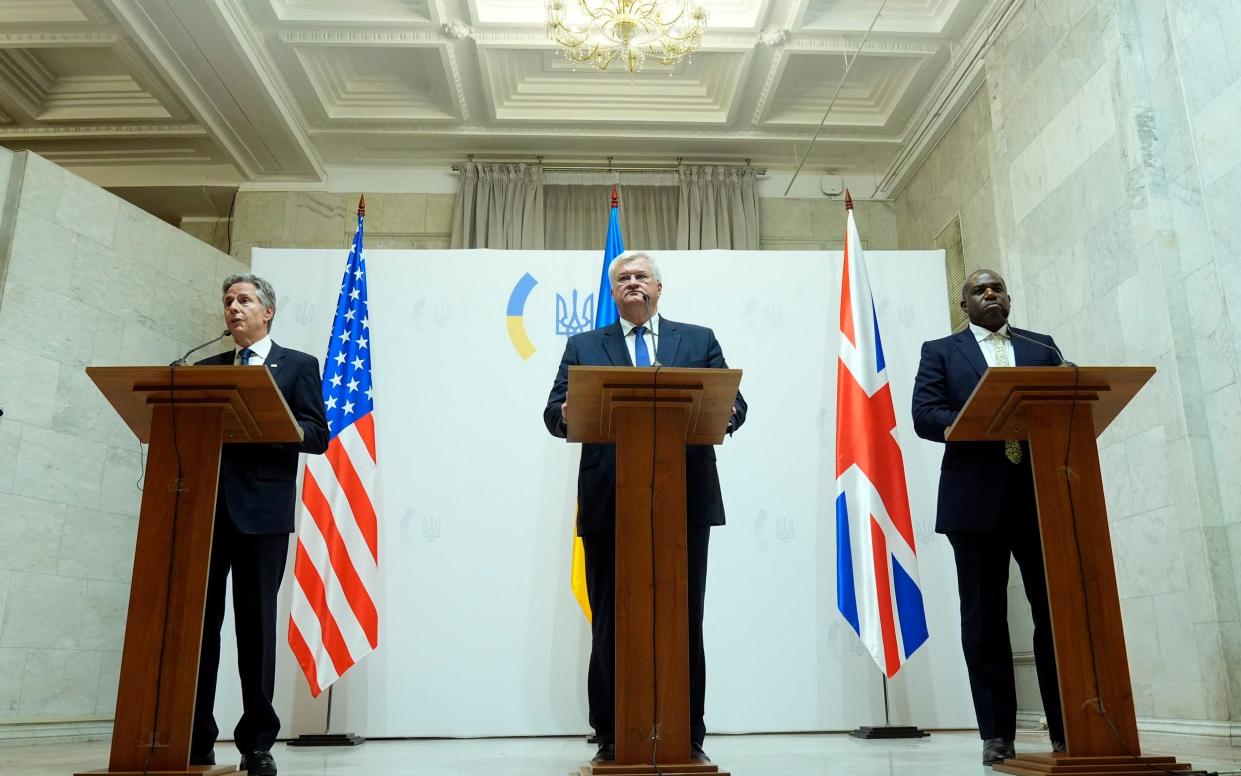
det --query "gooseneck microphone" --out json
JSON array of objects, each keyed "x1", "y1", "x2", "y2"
[
  {"x1": 1008, "y1": 327, "x2": 1076, "y2": 367},
  {"x1": 640, "y1": 292, "x2": 661, "y2": 367},
  {"x1": 171, "y1": 330, "x2": 231, "y2": 366}
]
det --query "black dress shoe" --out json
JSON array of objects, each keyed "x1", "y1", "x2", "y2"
[
  {"x1": 189, "y1": 749, "x2": 215, "y2": 766},
  {"x1": 591, "y1": 743, "x2": 615, "y2": 763},
  {"x1": 982, "y1": 738, "x2": 1015, "y2": 765},
  {"x1": 1051, "y1": 739, "x2": 1066, "y2": 753},
  {"x1": 239, "y1": 750, "x2": 277, "y2": 776},
  {"x1": 691, "y1": 742, "x2": 711, "y2": 763}
]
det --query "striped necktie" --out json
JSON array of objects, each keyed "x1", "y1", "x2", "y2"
[{"x1": 987, "y1": 331, "x2": 1022, "y2": 464}]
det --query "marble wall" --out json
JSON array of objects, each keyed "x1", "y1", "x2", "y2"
[
  {"x1": 896, "y1": 0, "x2": 1241, "y2": 733},
  {"x1": 0, "y1": 149, "x2": 243, "y2": 732},
  {"x1": 227, "y1": 191, "x2": 456, "y2": 261}
]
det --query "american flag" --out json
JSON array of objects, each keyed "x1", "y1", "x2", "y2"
[
  {"x1": 289, "y1": 197, "x2": 379, "y2": 697},
  {"x1": 834, "y1": 193, "x2": 928, "y2": 678}
]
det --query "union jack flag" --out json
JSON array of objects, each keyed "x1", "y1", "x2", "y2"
[
  {"x1": 835, "y1": 195, "x2": 928, "y2": 678},
  {"x1": 289, "y1": 196, "x2": 380, "y2": 696}
]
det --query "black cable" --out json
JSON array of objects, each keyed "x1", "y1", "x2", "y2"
[
  {"x1": 142, "y1": 362, "x2": 188, "y2": 775},
  {"x1": 225, "y1": 188, "x2": 238, "y2": 256},
  {"x1": 647, "y1": 358, "x2": 665, "y2": 776}
]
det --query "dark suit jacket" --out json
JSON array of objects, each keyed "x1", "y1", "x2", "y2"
[
  {"x1": 197, "y1": 341, "x2": 329, "y2": 534},
  {"x1": 911, "y1": 326, "x2": 1062, "y2": 533},
  {"x1": 543, "y1": 318, "x2": 747, "y2": 536}
]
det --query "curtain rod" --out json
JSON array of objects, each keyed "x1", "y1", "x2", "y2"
[{"x1": 450, "y1": 162, "x2": 766, "y2": 175}]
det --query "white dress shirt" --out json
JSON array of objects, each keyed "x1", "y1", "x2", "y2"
[
  {"x1": 969, "y1": 322, "x2": 1016, "y2": 368},
  {"x1": 235, "y1": 334, "x2": 272, "y2": 365},
  {"x1": 619, "y1": 314, "x2": 660, "y2": 366}
]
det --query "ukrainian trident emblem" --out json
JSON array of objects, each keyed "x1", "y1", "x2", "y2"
[{"x1": 555, "y1": 289, "x2": 595, "y2": 338}]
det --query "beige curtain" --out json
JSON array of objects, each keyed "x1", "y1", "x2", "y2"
[
  {"x1": 450, "y1": 162, "x2": 545, "y2": 249},
  {"x1": 676, "y1": 165, "x2": 760, "y2": 250},
  {"x1": 544, "y1": 171, "x2": 678, "y2": 250}
]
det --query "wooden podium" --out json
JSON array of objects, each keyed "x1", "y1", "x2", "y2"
[
  {"x1": 80, "y1": 366, "x2": 304, "y2": 776},
  {"x1": 565, "y1": 366, "x2": 741, "y2": 776},
  {"x1": 947, "y1": 367, "x2": 1198, "y2": 776}
]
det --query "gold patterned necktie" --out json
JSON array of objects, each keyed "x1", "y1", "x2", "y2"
[{"x1": 987, "y1": 331, "x2": 1023, "y2": 464}]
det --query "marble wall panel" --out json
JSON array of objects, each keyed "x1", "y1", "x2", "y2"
[
  {"x1": 1111, "y1": 507, "x2": 1187, "y2": 600},
  {"x1": 5, "y1": 210, "x2": 78, "y2": 290},
  {"x1": 0, "y1": 572, "x2": 86, "y2": 650},
  {"x1": 96, "y1": 446, "x2": 144, "y2": 519},
  {"x1": 0, "y1": 344, "x2": 59, "y2": 429},
  {"x1": 78, "y1": 580, "x2": 128, "y2": 648},
  {"x1": 54, "y1": 173, "x2": 117, "y2": 249},
  {"x1": 0, "y1": 421, "x2": 18, "y2": 494},
  {"x1": 1203, "y1": 383, "x2": 1241, "y2": 524},
  {"x1": 17, "y1": 648, "x2": 101, "y2": 717},
  {"x1": 0, "y1": 493, "x2": 65, "y2": 576},
  {"x1": 94, "y1": 649, "x2": 121, "y2": 715},
  {"x1": 57, "y1": 507, "x2": 137, "y2": 585},
  {"x1": 13, "y1": 153, "x2": 61, "y2": 218},
  {"x1": 11, "y1": 425, "x2": 106, "y2": 511},
  {"x1": 50, "y1": 363, "x2": 132, "y2": 450},
  {"x1": 0, "y1": 646, "x2": 22, "y2": 718},
  {"x1": 0, "y1": 277, "x2": 103, "y2": 368}
]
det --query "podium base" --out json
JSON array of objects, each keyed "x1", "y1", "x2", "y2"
[
  {"x1": 849, "y1": 725, "x2": 930, "y2": 739},
  {"x1": 286, "y1": 732, "x2": 365, "y2": 747},
  {"x1": 75, "y1": 766, "x2": 237, "y2": 776},
  {"x1": 579, "y1": 764, "x2": 725, "y2": 775},
  {"x1": 992, "y1": 753, "x2": 1203, "y2": 776}
]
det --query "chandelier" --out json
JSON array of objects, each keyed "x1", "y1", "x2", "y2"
[{"x1": 545, "y1": 0, "x2": 708, "y2": 74}]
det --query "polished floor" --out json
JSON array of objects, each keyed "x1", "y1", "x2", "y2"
[{"x1": 2, "y1": 731, "x2": 1238, "y2": 776}]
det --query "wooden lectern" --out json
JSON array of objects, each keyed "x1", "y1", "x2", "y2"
[
  {"x1": 947, "y1": 367, "x2": 1198, "y2": 776},
  {"x1": 80, "y1": 366, "x2": 304, "y2": 776},
  {"x1": 565, "y1": 366, "x2": 741, "y2": 776}
]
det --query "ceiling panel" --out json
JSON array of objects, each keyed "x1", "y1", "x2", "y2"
[
  {"x1": 759, "y1": 50, "x2": 934, "y2": 129},
  {"x1": 478, "y1": 48, "x2": 750, "y2": 124},
  {"x1": 469, "y1": 0, "x2": 770, "y2": 31},
  {"x1": 266, "y1": 0, "x2": 434, "y2": 24},
  {"x1": 293, "y1": 44, "x2": 460, "y2": 121}
]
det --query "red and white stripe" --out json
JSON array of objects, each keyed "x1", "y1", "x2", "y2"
[{"x1": 289, "y1": 414, "x2": 380, "y2": 696}]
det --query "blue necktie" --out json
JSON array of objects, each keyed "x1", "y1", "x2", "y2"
[
  {"x1": 238, "y1": 347, "x2": 254, "y2": 365},
  {"x1": 633, "y1": 325, "x2": 651, "y2": 367}
]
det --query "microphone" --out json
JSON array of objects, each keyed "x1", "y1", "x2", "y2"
[
  {"x1": 171, "y1": 330, "x2": 231, "y2": 366},
  {"x1": 1007, "y1": 327, "x2": 1076, "y2": 367},
  {"x1": 641, "y1": 293, "x2": 661, "y2": 367}
]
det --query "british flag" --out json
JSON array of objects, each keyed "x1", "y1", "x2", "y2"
[
  {"x1": 834, "y1": 195, "x2": 928, "y2": 678},
  {"x1": 288, "y1": 196, "x2": 380, "y2": 696}
]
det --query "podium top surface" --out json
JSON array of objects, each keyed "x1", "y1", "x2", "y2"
[
  {"x1": 87, "y1": 365, "x2": 304, "y2": 445},
  {"x1": 945, "y1": 366, "x2": 1155, "y2": 442},
  {"x1": 565, "y1": 366, "x2": 742, "y2": 445}
]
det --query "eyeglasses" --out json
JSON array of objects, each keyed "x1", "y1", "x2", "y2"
[{"x1": 615, "y1": 272, "x2": 654, "y2": 284}]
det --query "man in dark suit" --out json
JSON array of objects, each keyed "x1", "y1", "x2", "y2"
[
  {"x1": 544, "y1": 251, "x2": 746, "y2": 764},
  {"x1": 911, "y1": 268, "x2": 1065, "y2": 765},
  {"x1": 191, "y1": 274, "x2": 329, "y2": 776}
]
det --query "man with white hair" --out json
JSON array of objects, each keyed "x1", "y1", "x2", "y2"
[{"x1": 544, "y1": 251, "x2": 747, "y2": 763}]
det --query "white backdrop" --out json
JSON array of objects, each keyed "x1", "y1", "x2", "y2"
[{"x1": 210, "y1": 247, "x2": 976, "y2": 738}]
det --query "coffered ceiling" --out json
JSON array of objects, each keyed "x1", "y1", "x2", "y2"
[{"x1": 0, "y1": 0, "x2": 1016, "y2": 214}]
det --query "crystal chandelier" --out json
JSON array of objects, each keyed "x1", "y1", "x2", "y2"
[{"x1": 545, "y1": 0, "x2": 707, "y2": 74}]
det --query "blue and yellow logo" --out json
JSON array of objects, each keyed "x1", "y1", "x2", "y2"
[
  {"x1": 506, "y1": 272, "x2": 538, "y2": 360},
  {"x1": 505, "y1": 273, "x2": 596, "y2": 360}
]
